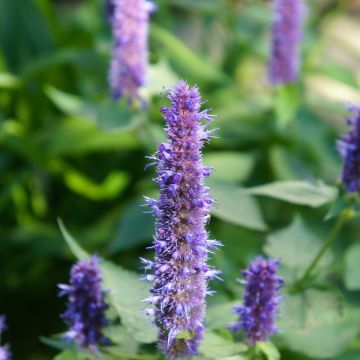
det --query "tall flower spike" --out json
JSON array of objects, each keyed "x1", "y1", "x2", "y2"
[
  {"x1": 58, "y1": 256, "x2": 109, "y2": 351},
  {"x1": 108, "y1": 0, "x2": 154, "y2": 103},
  {"x1": 0, "y1": 315, "x2": 11, "y2": 360},
  {"x1": 231, "y1": 257, "x2": 284, "y2": 344},
  {"x1": 144, "y1": 80, "x2": 221, "y2": 359},
  {"x1": 269, "y1": 0, "x2": 303, "y2": 85},
  {"x1": 337, "y1": 104, "x2": 360, "y2": 193}
]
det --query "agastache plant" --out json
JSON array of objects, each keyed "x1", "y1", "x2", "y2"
[
  {"x1": 231, "y1": 257, "x2": 284, "y2": 344},
  {"x1": 0, "y1": 315, "x2": 11, "y2": 360},
  {"x1": 143, "y1": 80, "x2": 221, "y2": 358},
  {"x1": 58, "y1": 256, "x2": 109, "y2": 351},
  {"x1": 337, "y1": 104, "x2": 360, "y2": 193},
  {"x1": 108, "y1": 0, "x2": 154, "y2": 103},
  {"x1": 269, "y1": 0, "x2": 303, "y2": 85}
]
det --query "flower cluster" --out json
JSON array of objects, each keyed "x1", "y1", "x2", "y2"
[
  {"x1": 144, "y1": 80, "x2": 221, "y2": 358},
  {"x1": 58, "y1": 256, "x2": 109, "y2": 351},
  {"x1": 0, "y1": 315, "x2": 11, "y2": 360},
  {"x1": 108, "y1": 0, "x2": 154, "y2": 103},
  {"x1": 337, "y1": 104, "x2": 360, "y2": 193},
  {"x1": 231, "y1": 257, "x2": 284, "y2": 344},
  {"x1": 269, "y1": 0, "x2": 303, "y2": 85}
]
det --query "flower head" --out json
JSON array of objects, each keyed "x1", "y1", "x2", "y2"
[
  {"x1": 0, "y1": 345, "x2": 11, "y2": 360},
  {"x1": 337, "y1": 104, "x2": 360, "y2": 193},
  {"x1": 0, "y1": 316, "x2": 11, "y2": 360},
  {"x1": 58, "y1": 256, "x2": 109, "y2": 351},
  {"x1": 143, "y1": 80, "x2": 221, "y2": 358},
  {"x1": 231, "y1": 257, "x2": 284, "y2": 344},
  {"x1": 108, "y1": 0, "x2": 154, "y2": 103},
  {"x1": 269, "y1": 0, "x2": 303, "y2": 85}
]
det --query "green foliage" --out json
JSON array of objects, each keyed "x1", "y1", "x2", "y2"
[{"x1": 1, "y1": 0, "x2": 360, "y2": 359}]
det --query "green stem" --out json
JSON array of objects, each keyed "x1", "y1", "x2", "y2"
[{"x1": 295, "y1": 212, "x2": 348, "y2": 290}]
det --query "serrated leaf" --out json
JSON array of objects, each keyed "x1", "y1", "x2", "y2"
[
  {"x1": 209, "y1": 180, "x2": 267, "y2": 231},
  {"x1": 264, "y1": 217, "x2": 332, "y2": 276},
  {"x1": 100, "y1": 261, "x2": 157, "y2": 344},
  {"x1": 199, "y1": 331, "x2": 247, "y2": 358},
  {"x1": 58, "y1": 219, "x2": 89, "y2": 260},
  {"x1": 248, "y1": 181, "x2": 337, "y2": 207},
  {"x1": 344, "y1": 243, "x2": 360, "y2": 290},
  {"x1": 257, "y1": 342, "x2": 280, "y2": 360}
]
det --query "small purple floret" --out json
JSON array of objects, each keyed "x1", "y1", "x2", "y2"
[
  {"x1": 269, "y1": 0, "x2": 303, "y2": 85},
  {"x1": 231, "y1": 257, "x2": 284, "y2": 344},
  {"x1": 144, "y1": 80, "x2": 221, "y2": 358},
  {"x1": 108, "y1": 0, "x2": 154, "y2": 103},
  {"x1": 337, "y1": 104, "x2": 360, "y2": 193},
  {"x1": 0, "y1": 315, "x2": 11, "y2": 360},
  {"x1": 58, "y1": 256, "x2": 109, "y2": 351}
]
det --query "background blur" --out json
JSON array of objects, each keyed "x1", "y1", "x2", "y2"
[{"x1": 1, "y1": 0, "x2": 360, "y2": 359}]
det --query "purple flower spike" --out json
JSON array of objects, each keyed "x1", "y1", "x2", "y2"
[
  {"x1": 269, "y1": 0, "x2": 303, "y2": 85},
  {"x1": 144, "y1": 80, "x2": 221, "y2": 359},
  {"x1": 58, "y1": 256, "x2": 109, "y2": 351},
  {"x1": 231, "y1": 257, "x2": 284, "y2": 345},
  {"x1": 0, "y1": 315, "x2": 11, "y2": 360},
  {"x1": 108, "y1": 0, "x2": 154, "y2": 103},
  {"x1": 337, "y1": 104, "x2": 360, "y2": 193}
]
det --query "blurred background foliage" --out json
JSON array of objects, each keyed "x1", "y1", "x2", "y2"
[{"x1": 0, "y1": 0, "x2": 360, "y2": 359}]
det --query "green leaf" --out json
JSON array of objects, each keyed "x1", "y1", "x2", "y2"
[
  {"x1": 0, "y1": 72, "x2": 21, "y2": 88},
  {"x1": 209, "y1": 180, "x2": 267, "y2": 231},
  {"x1": 344, "y1": 243, "x2": 360, "y2": 290},
  {"x1": 206, "y1": 301, "x2": 239, "y2": 330},
  {"x1": 108, "y1": 197, "x2": 154, "y2": 253},
  {"x1": 257, "y1": 342, "x2": 281, "y2": 360},
  {"x1": 199, "y1": 331, "x2": 247, "y2": 358},
  {"x1": 275, "y1": 84, "x2": 300, "y2": 127},
  {"x1": 264, "y1": 217, "x2": 332, "y2": 277},
  {"x1": 100, "y1": 261, "x2": 157, "y2": 344},
  {"x1": 247, "y1": 181, "x2": 337, "y2": 207},
  {"x1": 58, "y1": 219, "x2": 89, "y2": 260},
  {"x1": 147, "y1": 60, "x2": 179, "y2": 95},
  {"x1": 151, "y1": 25, "x2": 226, "y2": 84},
  {"x1": 204, "y1": 152, "x2": 255, "y2": 183},
  {"x1": 53, "y1": 351, "x2": 89, "y2": 360}
]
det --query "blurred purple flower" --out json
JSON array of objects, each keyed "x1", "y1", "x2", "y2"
[
  {"x1": 58, "y1": 256, "x2": 109, "y2": 351},
  {"x1": 231, "y1": 257, "x2": 284, "y2": 344},
  {"x1": 337, "y1": 104, "x2": 360, "y2": 193},
  {"x1": 0, "y1": 316, "x2": 11, "y2": 360},
  {"x1": 143, "y1": 80, "x2": 221, "y2": 358},
  {"x1": 269, "y1": 0, "x2": 303, "y2": 85},
  {"x1": 108, "y1": 0, "x2": 154, "y2": 103}
]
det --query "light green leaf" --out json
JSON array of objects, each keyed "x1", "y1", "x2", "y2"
[
  {"x1": 204, "y1": 152, "x2": 255, "y2": 183},
  {"x1": 0, "y1": 72, "x2": 21, "y2": 88},
  {"x1": 257, "y1": 342, "x2": 281, "y2": 360},
  {"x1": 147, "y1": 60, "x2": 179, "y2": 95},
  {"x1": 100, "y1": 261, "x2": 157, "y2": 344},
  {"x1": 199, "y1": 331, "x2": 247, "y2": 358},
  {"x1": 247, "y1": 181, "x2": 337, "y2": 207},
  {"x1": 209, "y1": 180, "x2": 267, "y2": 231},
  {"x1": 275, "y1": 84, "x2": 300, "y2": 128},
  {"x1": 151, "y1": 25, "x2": 226, "y2": 84},
  {"x1": 206, "y1": 301, "x2": 239, "y2": 330},
  {"x1": 264, "y1": 217, "x2": 332, "y2": 276},
  {"x1": 58, "y1": 219, "x2": 89, "y2": 260},
  {"x1": 344, "y1": 243, "x2": 360, "y2": 290}
]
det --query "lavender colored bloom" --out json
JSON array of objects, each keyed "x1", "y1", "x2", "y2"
[
  {"x1": 231, "y1": 257, "x2": 284, "y2": 345},
  {"x1": 58, "y1": 256, "x2": 109, "y2": 351},
  {"x1": 108, "y1": 0, "x2": 154, "y2": 103},
  {"x1": 269, "y1": 0, "x2": 303, "y2": 85},
  {"x1": 0, "y1": 316, "x2": 11, "y2": 360},
  {"x1": 144, "y1": 80, "x2": 221, "y2": 358},
  {"x1": 0, "y1": 346, "x2": 11, "y2": 360},
  {"x1": 337, "y1": 104, "x2": 360, "y2": 193},
  {"x1": 0, "y1": 316, "x2": 6, "y2": 334}
]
